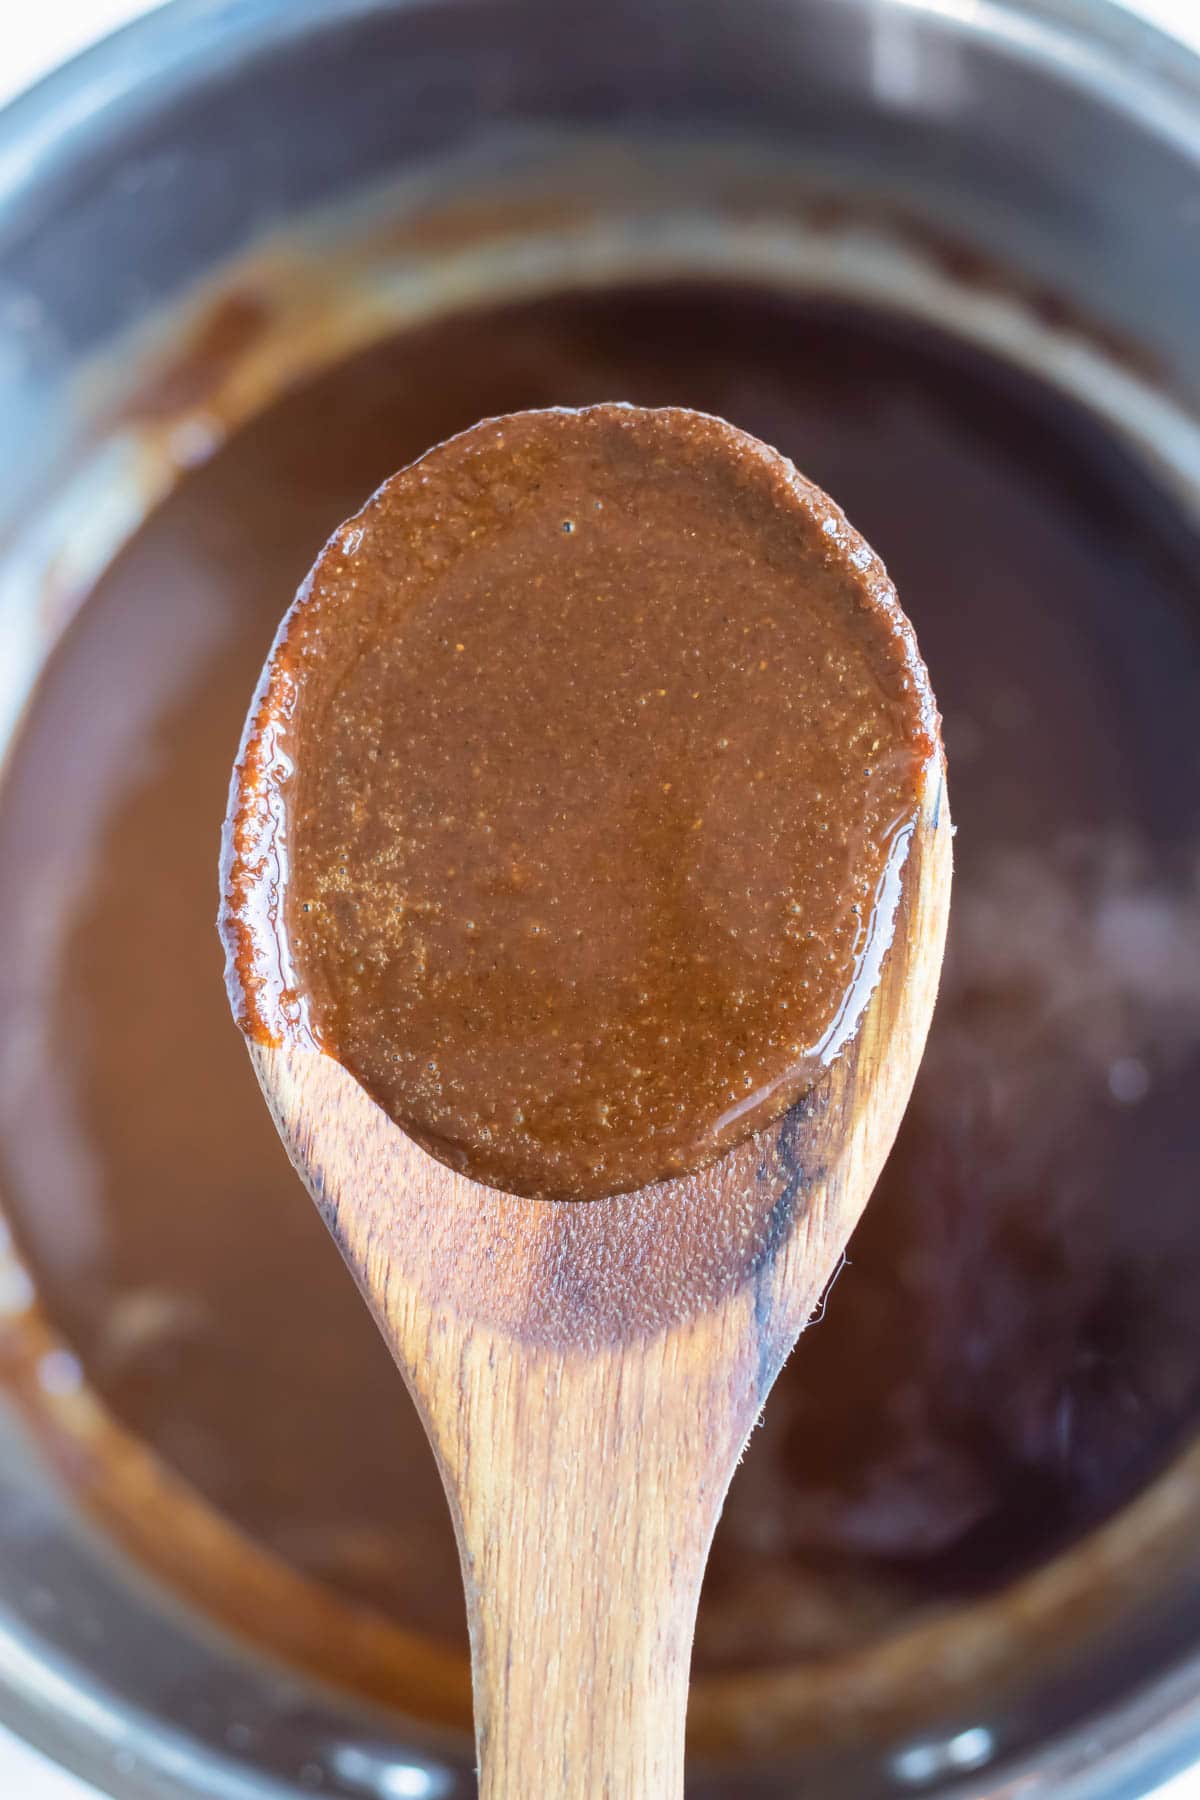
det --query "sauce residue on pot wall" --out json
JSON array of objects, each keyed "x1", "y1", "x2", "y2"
[
  {"x1": 0, "y1": 284, "x2": 1198, "y2": 1706},
  {"x1": 222, "y1": 403, "x2": 937, "y2": 1200}
]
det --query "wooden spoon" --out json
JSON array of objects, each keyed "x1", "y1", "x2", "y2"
[
  {"x1": 241, "y1": 749, "x2": 950, "y2": 1798},
  {"x1": 225, "y1": 403, "x2": 951, "y2": 1794}
]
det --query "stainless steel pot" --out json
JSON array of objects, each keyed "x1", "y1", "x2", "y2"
[{"x1": 0, "y1": 1, "x2": 1198, "y2": 1796}]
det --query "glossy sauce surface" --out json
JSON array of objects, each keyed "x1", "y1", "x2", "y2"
[
  {"x1": 223, "y1": 405, "x2": 934, "y2": 1199},
  {"x1": 1, "y1": 287, "x2": 1198, "y2": 1675}
]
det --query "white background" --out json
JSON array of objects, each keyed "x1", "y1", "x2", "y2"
[{"x1": 1, "y1": 0, "x2": 1199, "y2": 1795}]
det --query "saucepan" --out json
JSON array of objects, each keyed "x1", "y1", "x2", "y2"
[{"x1": 0, "y1": 0, "x2": 1197, "y2": 1795}]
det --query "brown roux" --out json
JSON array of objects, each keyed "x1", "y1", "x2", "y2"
[
  {"x1": 221, "y1": 405, "x2": 936, "y2": 1199},
  {"x1": 1, "y1": 288, "x2": 1198, "y2": 1693}
]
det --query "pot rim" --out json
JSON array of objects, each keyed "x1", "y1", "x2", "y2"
[{"x1": 1, "y1": 0, "x2": 1200, "y2": 227}]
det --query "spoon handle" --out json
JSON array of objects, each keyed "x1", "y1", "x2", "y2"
[{"x1": 426, "y1": 1331, "x2": 756, "y2": 1800}]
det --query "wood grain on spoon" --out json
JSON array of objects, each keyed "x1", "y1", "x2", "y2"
[{"x1": 219, "y1": 404, "x2": 951, "y2": 1798}]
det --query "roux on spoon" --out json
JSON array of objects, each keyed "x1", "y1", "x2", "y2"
[
  {"x1": 218, "y1": 402, "x2": 950, "y2": 1799},
  {"x1": 221, "y1": 403, "x2": 937, "y2": 1201}
]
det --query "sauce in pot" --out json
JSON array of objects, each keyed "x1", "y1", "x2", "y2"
[{"x1": 1, "y1": 284, "x2": 1198, "y2": 1685}]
